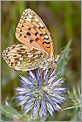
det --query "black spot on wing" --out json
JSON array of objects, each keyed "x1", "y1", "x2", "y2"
[
  {"x1": 20, "y1": 30, "x2": 22, "y2": 32},
  {"x1": 35, "y1": 38, "x2": 39, "y2": 41},
  {"x1": 35, "y1": 32, "x2": 38, "y2": 36},
  {"x1": 28, "y1": 28, "x2": 31, "y2": 30},
  {"x1": 26, "y1": 32, "x2": 31, "y2": 36},
  {"x1": 40, "y1": 33, "x2": 43, "y2": 36},
  {"x1": 39, "y1": 26, "x2": 45, "y2": 29},
  {"x1": 20, "y1": 34, "x2": 22, "y2": 36},
  {"x1": 46, "y1": 46, "x2": 50, "y2": 48},
  {"x1": 42, "y1": 41, "x2": 50, "y2": 44},
  {"x1": 44, "y1": 37, "x2": 49, "y2": 40},
  {"x1": 29, "y1": 39, "x2": 34, "y2": 43},
  {"x1": 19, "y1": 34, "x2": 22, "y2": 37},
  {"x1": 24, "y1": 35, "x2": 27, "y2": 38}
]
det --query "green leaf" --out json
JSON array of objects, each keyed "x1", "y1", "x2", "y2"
[
  {"x1": 1, "y1": 114, "x2": 13, "y2": 121},
  {"x1": 1, "y1": 102, "x2": 32, "y2": 121},
  {"x1": 57, "y1": 39, "x2": 72, "y2": 76},
  {"x1": 1, "y1": 102, "x2": 21, "y2": 120}
]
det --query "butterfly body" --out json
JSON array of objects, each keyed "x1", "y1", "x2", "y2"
[{"x1": 2, "y1": 8, "x2": 58, "y2": 71}]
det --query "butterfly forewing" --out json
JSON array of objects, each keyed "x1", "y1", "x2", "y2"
[{"x1": 15, "y1": 8, "x2": 54, "y2": 57}]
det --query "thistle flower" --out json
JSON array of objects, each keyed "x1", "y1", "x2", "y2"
[{"x1": 15, "y1": 69, "x2": 66, "y2": 120}]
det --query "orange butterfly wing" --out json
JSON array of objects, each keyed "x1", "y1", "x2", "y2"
[{"x1": 15, "y1": 8, "x2": 54, "y2": 57}]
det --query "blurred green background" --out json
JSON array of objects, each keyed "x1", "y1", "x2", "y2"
[{"x1": 1, "y1": 1, "x2": 81, "y2": 121}]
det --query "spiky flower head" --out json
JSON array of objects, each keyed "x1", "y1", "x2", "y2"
[{"x1": 15, "y1": 69, "x2": 66, "y2": 120}]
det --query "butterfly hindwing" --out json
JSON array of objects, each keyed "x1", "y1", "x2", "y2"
[
  {"x1": 2, "y1": 44, "x2": 48, "y2": 71},
  {"x1": 15, "y1": 8, "x2": 54, "y2": 57}
]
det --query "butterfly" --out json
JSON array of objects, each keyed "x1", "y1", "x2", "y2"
[{"x1": 2, "y1": 8, "x2": 60, "y2": 71}]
